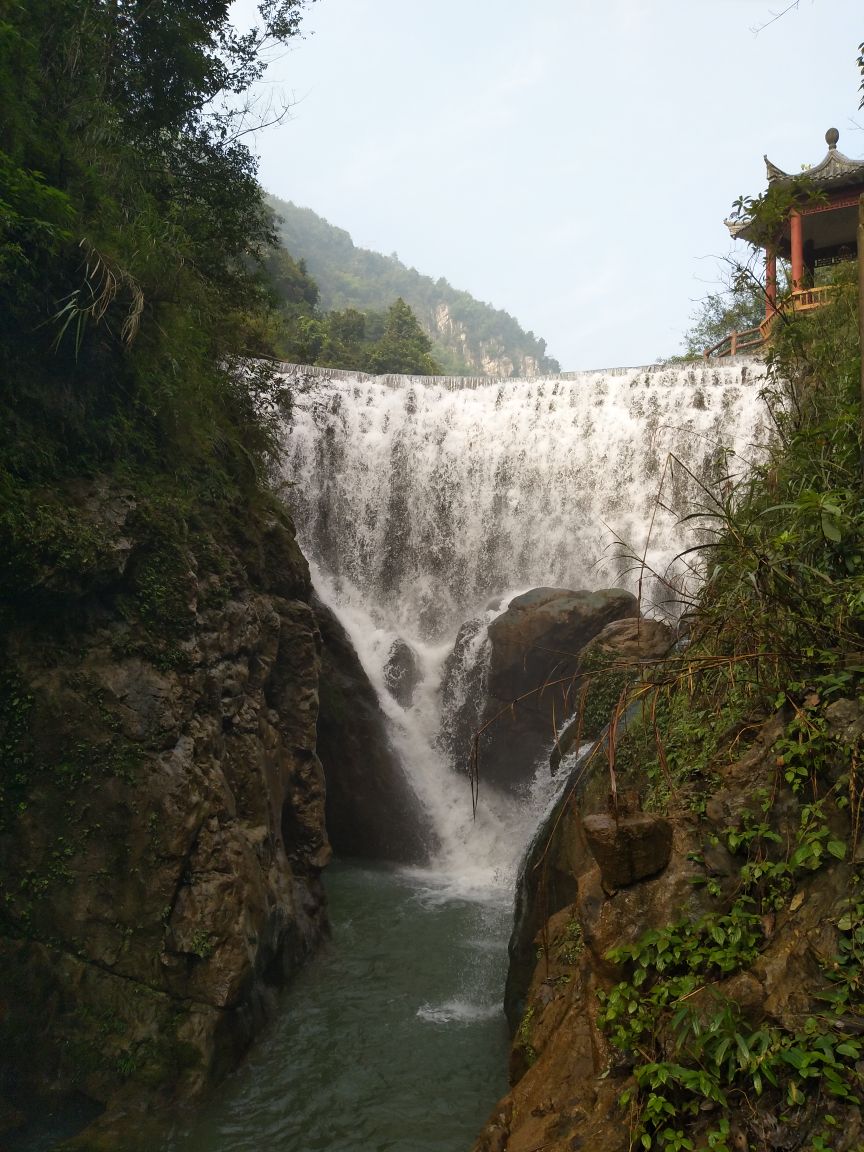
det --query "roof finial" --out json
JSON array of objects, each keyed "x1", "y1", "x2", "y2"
[{"x1": 826, "y1": 127, "x2": 839, "y2": 149}]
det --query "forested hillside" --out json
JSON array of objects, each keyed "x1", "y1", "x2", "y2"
[{"x1": 267, "y1": 196, "x2": 560, "y2": 376}]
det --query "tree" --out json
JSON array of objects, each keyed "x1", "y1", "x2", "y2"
[
  {"x1": 0, "y1": 0, "x2": 313, "y2": 480},
  {"x1": 364, "y1": 298, "x2": 442, "y2": 375},
  {"x1": 680, "y1": 274, "x2": 771, "y2": 357}
]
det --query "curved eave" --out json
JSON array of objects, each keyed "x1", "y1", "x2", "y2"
[
  {"x1": 725, "y1": 218, "x2": 757, "y2": 244},
  {"x1": 765, "y1": 148, "x2": 864, "y2": 192}
]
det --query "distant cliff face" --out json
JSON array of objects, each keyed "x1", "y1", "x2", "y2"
[
  {"x1": 0, "y1": 483, "x2": 330, "y2": 1144},
  {"x1": 432, "y1": 302, "x2": 541, "y2": 378}
]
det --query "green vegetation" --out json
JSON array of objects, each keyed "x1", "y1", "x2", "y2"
[
  {"x1": 277, "y1": 293, "x2": 443, "y2": 375},
  {"x1": 679, "y1": 272, "x2": 772, "y2": 358},
  {"x1": 0, "y1": 0, "x2": 327, "y2": 650},
  {"x1": 0, "y1": 0, "x2": 312, "y2": 913},
  {"x1": 516, "y1": 1005, "x2": 538, "y2": 1067},
  {"x1": 0, "y1": 0, "x2": 310, "y2": 528},
  {"x1": 266, "y1": 196, "x2": 560, "y2": 375},
  {"x1": 595, "y1": 258, "x2": 864, "y2": 1150},
  {"x1": 555, "y1": 912, "x2": 585, "y2": 967}
]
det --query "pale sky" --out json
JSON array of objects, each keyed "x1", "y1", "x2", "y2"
[{"x1": 243, "y1": 0, "x2": 862, "y2": 370}]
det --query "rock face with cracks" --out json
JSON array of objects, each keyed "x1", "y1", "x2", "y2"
[{"x1": 0, "y1": 487, "x2": 332, "y2": 1146}]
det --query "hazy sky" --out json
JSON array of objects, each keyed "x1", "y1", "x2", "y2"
[{"x1": 243, "y1": 0, "x2": 862, "y2": 370}]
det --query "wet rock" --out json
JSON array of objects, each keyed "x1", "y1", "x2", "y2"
[
  {"x1": 0, "y1": 508, "x2": 330, "y2": 1134},
  {"x1": 582, "y1": 616, "x2": 675, "y2": 663},
  {"x1": 825, "y1": 697, "x2": 864, "y2": 746},
  {"x1": 383, "y1": 637, "x2": 421, "y2": 708},
  {"x1": 313, "y1": 598, "x2": 436, "y2": 863},
  {"x1": 582, "y1": 809, "x2": 673, "y2": 890},
  {"x1": 0, "y1": 1095, "x2": 26, "y2": 1138},
  {"x1": 505, "y1": 796, "x2": 590, "y2": 1031},
  {"x1": 481, "y1": 587, "x2": 638, "y2": 792},
  {"x1": 550, "y1": 617, "x2": 675, "y2": 772},
  {"x1": 486, "y1": 587, "x2": 639, "y2": 704},
  {"x1": 437, "y1": 616, "x2": 490, "y2": 776}
]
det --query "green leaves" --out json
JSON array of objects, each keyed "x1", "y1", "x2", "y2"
[
  {"x1": 599, "y1": 765, "x2": 863, "y2": 1152},
  {"x1": 821, "y1": 508, "x2": 843, "y2": 543}
]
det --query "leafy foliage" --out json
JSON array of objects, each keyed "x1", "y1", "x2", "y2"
[
  {"x1": 680, "y1": 271, "x2": 777, "y2": 358},
  {"x1": 0, "y1": 0, "x2": 310, "y2": 492},
  {"x1": 276, "y1": 295, "x2": 443, "y2": 375}
]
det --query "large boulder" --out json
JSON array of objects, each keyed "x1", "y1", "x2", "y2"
[
  {"x1": 582, "y1": 794, "x2": 673, "y2": 891},
  {"x1": 313, "y1": 598, "x2": 436, "y2": 863},
  {"x1": 383, "y1": 638, "x2": 421, "y2": 708},
  {"x1": 479, "y1": 588, "x2": 638, "y2": 791}
]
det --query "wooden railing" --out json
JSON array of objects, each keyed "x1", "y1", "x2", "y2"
[
  {"x1": 704, "y1": 285, "x2": 838, "y2": 358},
  {"x1": 787, "y1": 285, "x2": 835, "y2": 312},
  {"x1": 704, "y1": 323, "x2": 766, "y2": 359}
]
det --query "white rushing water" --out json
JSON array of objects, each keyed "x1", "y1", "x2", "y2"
[{"x1": 279, "y1": 360, "x2": 771, "y2": 895}]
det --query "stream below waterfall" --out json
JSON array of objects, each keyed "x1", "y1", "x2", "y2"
[
  {"x1": 166, "y1": 862, "x2": 513, "y2": 1152},
  {"x1": 172, "y1": 363, "x2": 769, "y2": 1151}
]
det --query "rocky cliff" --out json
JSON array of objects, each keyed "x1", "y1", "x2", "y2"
[
  {"x1": 312, "y1": 597, "x2": 436, "y2": 863},
  {"x1": 431, "y1": 302, "x2": 542, "y2": 378},
  {"x1": 474, "y1": 688, "x2": 864, "y2": 1152},
  {"x1": 0, "y1": 482, "x2": 331, "y2": 1148}
]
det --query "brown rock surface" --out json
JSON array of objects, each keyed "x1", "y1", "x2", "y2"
[
  {"x1": 581, "y1": 807, "x2": 673, "y2": 890},
  {"x1": 486, "y1": 587, "x2": 639, "y2": 703},
  {"x1": 475, "y1": 710, "x2": 864, "y2": 1152},
  {"x1": 585, "y1": 616, "x2": 676, "y2": 662},
  {"x1": 0, "y1": 497, "x2": 331, "y2": 1140},
  {"x1": 550, "y1": 616, "x2": 675, "y2": 772},
  {"x1": 478, "y1": 587, "x2": 639, "y2": 791},
  {"x1": 313, "y1": 598, "x2": 435, "y2": 862}
]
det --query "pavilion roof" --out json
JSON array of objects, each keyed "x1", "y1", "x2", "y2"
[
  {"x1": 725, "y1": 129, "x2": 864, "y2": 246},
  {"x1": 765, "y1": 128, "x2": 864, "y2": 191}
]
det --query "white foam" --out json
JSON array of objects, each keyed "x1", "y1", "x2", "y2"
[
  {"x1": 416, "y1": 1000, "x2": 503, "y2": 1025},
  {"x1": 283, "y1": 363, "x2": 770, "y2": 639},
  {"x1": 282, "y1": 364, "x2": 770, "y2": 896}
]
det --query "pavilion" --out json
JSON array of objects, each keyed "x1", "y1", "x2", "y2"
[{"x1": 707, "y1": 128, "x2": 864, "y2": 357}]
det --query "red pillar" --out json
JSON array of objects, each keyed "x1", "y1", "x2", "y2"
[
  {"x1": 765, "y1": 248, "x2": 777, "y2": 319},
  {"x1": 790, "y1": 210, "x2": 803, "y2": 290}
]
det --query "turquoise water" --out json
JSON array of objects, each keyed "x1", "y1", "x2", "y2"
[{"x1": 165, "y1": 861, "x2": 511, "y2": 1152}]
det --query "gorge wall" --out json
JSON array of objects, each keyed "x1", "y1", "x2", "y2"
[
  {"x1": 281, "y1": 357, "x2": 864, "y2": 1152},
  {"x1": 0, "y1": 489, "x2": 336, "y2": 1147}
]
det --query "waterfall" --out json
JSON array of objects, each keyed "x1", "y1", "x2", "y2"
[
  {"x1": 279, "y1": 360, "x2": 771, "y2": 892},
  {"x1": 164, "y1": 360, "x2": 775, "y2": 1151}
]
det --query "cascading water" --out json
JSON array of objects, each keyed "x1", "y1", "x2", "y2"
[
  {"x1": 282, "y1": 360, "x2": 771, "y2": 880},
  {"x1": 285, "y1": 361, "x2": 770, "y2": 642},
  {"x1": 168, "y1": 360, "x2": 770, "y2": 1152}
]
